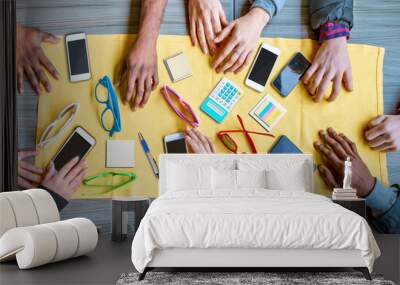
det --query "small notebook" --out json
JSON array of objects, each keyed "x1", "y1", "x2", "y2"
[
  {"x1": 164, "y1": 52, "x2": 192, "y2": 83},
  {"x1": 106, "y1": 140, "x2": 135, "y2": 168},
  {"x1": 269, "y1": 135, "x2": 302, "y2": 154}
]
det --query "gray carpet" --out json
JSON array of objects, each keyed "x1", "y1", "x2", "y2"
[{"x1": 117, "y1": 272, "x2": 396, "y2": 285}]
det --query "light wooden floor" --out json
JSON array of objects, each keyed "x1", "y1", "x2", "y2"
[{"x1": 16, "y1": 0, "x2": 400, "y2": 233}]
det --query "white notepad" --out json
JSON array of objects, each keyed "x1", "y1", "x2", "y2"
[
  {"x1": 164, "y1": 52, "x2": 192, "y2": 82},
  {"x1": 106, "y1": 140, "x2": 135, "y2": 168}
]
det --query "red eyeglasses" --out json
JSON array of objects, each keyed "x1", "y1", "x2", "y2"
[{"x1": 217, "y1": 115, "x2": 275, "y2": 153}]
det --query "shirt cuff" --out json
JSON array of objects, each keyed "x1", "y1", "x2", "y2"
[
  {"x1": 366, "y1": 179, "x2": 399, "y2": 216},
  {"x1": 319, "y1": 22, "x2": 350, "y2": 42},
  {"x1": 40, "y1": 186, "x2": 69, "y2": 211},
  {"x1": 251, "y1": 0, "x2": 277, "y2": 18}
]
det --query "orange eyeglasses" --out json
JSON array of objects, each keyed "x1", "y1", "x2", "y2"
[{"x1": 217, "y1": 115, "x2": 275, "y2": 153}]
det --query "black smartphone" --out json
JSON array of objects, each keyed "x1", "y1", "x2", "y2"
[
  {"x1": 164, "y1": 132, "x2": 188, "y2": 153},
  {"x1": 53, "y1": 127, "x2": 96, "y2": 171},
  {"x1": 272, "y1": 52, "x2": 311, "y2": 97}
]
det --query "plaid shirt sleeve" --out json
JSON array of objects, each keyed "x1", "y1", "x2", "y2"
[{"x1": 318, "y1": 22, "x2": 350, "y2": 42}]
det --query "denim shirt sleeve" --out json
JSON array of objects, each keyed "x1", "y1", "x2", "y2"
[
  {"x1": 309, "y1": 0, "x2": 354, "y2": 30},
  {"x1": 366, "y1": 180, "x2": 400, "y2": 234},
  {"x1": 248, "y1": 0, "x2": 287, "y2": 18}
]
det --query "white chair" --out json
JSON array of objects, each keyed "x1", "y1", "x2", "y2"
[{"x1": 0, "y1": 189, "x2": 98, "y2": 269}]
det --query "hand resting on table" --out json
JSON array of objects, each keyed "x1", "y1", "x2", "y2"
[
  {"x1": 116, "y1": 0, "x2": 167, "y2": 111},
  {"x1": 42, "y1": 157, "x2": 88, "y2": 200},
  {"x1": 212, "y1": 7, "x2": 270, "y2": 74},
  {"x1": 185, "y1": 127, "x2": 216, "y2": 154},
  {"x1": 303, "y1": 37, "x2": 353, "y2": 103},
  {"x1": 313, "y1": 128, "x2": 375, "y2": 197},
  {"x1": 188, "y1": 0, "x2": 228, "y2": 55},
  {"x1": 18, "y1": 151, "x2": 88, "y2": 201},
  {"x1": 116, "y1": 38, "x2": 159, "y2": 112},
  {"x1": 16, "y1": 24, "x2": 60, "y2": 95},
  {"x1": 364, "y1": 114, "x2": 400, "y2": 152}
]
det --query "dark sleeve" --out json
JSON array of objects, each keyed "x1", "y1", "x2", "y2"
[
  {"x1": 309, "y1": 0, "x2": 354, "y2": 30},
  {"x1": 366, "y1": 180, "x2": 400, "y2": 234},
  {"x1": 39, "y1": 186, "x2": 69, "y2": 211}
]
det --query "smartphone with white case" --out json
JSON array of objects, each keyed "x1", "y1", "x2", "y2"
[
  {"x1": 164, "y1": 132, "x2": 188, "y2": 153},
  {"x1": 245, "y1": 43, "x2": 280, "y2": 92},
  {"x1": 53, "y1": 126, "x2": 96, "y2": 171},
  {"x1": 65, "y1": 33, "x2": 91, "y2": 82}
]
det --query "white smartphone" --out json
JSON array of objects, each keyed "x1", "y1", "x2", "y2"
[
  {"x1": 245, "y1": 43, "x2": 280, "y2": 92},
  {"x1": 164, "y1": 132, "x2": 187, "y2": 153},
  {"x1": 65, "y1": 33, "x2": 91, "y2": 82},
  {"x1": 53, "y1": 126, "x2": 96, "y2": 171}
]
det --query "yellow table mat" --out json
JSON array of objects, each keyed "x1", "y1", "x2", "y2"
[{"x1": 36, "y1": 35, "x2": 387, "y2": 198}]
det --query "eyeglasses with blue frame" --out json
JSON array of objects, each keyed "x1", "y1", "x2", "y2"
[{"x1": 94, "y1": 75, "x2": 122, "y2": 137}]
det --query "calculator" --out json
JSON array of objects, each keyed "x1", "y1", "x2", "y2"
[{"x1": 200, "y1": 78, "x2": 243, "y2": 123}]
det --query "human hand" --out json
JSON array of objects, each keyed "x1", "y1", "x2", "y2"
[
  {"x1": 212, "y1": 8, "x2": 270, "y2": 74},
  {"x1": 303, "y1": 37, "x2": 353, "y2": 102},
  {"x1": 365, "y1": 115, "x2": 400, "y2": 152},
  {"x1": 18, "y1": 150, "x2": 44, "y2": 189},
  {"x1": 314, "y1": 128, "x2": 375, "y2": 197},
  {"x1": 16, "y1": 25, "x2": 60, "y2": 95},
  {"x1": 185, "y1": 127, "x2": 216, "y2": 154},
  {"x1": 188, "y1": 0, "x2": 228, "y2": 55},
  {"x1": 117, "y1": 38, "x2": 159, "y2": 111},
  {"x1": 41, "y1": 157, "x2": 88, "y2": 200}
]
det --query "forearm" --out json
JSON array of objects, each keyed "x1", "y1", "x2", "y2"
[
  {"x1": 137, "y1": 0, "x2": 168, "y2": 44},
  {"x1": 309, "y1": 0, "x2": 353, "y2": 31}
]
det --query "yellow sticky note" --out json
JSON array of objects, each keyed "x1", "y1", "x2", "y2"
[{"x1": 164, "y1": 52, "x2": 192, "y2": 82}]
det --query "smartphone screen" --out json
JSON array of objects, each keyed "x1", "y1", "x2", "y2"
[
  {"x1": 273, "y1": 52, "x2": 311, "y2": 97},
  {"x1": 67, "y1": 39, "x2": 89, "y2": 75},
  {"x1": 54, "y1": 131, "x2": 92, "y2": 171},
  {"x1": 248, "y1": 48, "x2": 279, "y2": 87},
  {"x1": 165, "y1": 138, "x2": 187, "y2": 153}
]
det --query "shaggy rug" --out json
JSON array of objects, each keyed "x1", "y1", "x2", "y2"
[{"x1": 116, "y1": 271, "x2": 395, "y2": 285}]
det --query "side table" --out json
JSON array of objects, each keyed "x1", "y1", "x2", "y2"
[
  {"x1": 112, "y1": 197, "x2": 152, "y2": 242},
  {"x1": 332, "y1": 198, "x2": 366, "y2": 219}
]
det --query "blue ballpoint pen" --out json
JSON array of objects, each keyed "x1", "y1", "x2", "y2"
[{"x1": 138, "y1": 132, "x2": 159, "y2": 178}]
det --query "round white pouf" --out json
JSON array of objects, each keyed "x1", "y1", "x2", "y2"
[
  {"x1": 24, "y1": 189, "x2": 60, "y2": 224},
  {"x1": 0, "y1": 218, "x2": 98, "y2": 269},
  {"x1": 0, "y1": 225, "x2": 57, "y2": 269},
  {"x1": 66, "y1": 218, "x2": 98, "y2": 257},
  {"x1": 0, "y1": 191, "x2": 39, "y2": 227},
  {"x1": 0, "y1": 196, "x2": 17, "y2": 237},
  {"x1": 43, "y1": 221, "x2": 79, "y2": 262}
]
